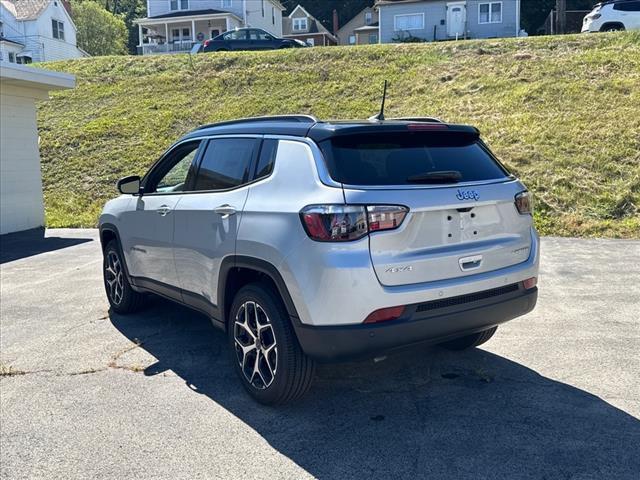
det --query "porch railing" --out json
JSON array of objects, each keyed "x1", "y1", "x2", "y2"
[{"x1": 137, "y1": 41, "x2": 199, "y2": 55}]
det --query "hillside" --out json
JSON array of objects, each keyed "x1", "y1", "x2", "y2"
[{"x1": 39, "y1": 32, "x2": 640, "y2": 237}]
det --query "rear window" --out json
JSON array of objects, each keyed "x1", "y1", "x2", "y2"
[{"x1": 319, "y1": 133, "x2": 509, "y2": 186}]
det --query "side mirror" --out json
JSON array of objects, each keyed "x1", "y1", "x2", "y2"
[{"x1": 117, "y1": 175, "x2": 142, "y2": 195}]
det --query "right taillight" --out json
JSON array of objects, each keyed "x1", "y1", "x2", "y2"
[
  {"x1": 300, "y1": 204, "x2": 408, "y2": 242},
  {"x1": 515, "y1": 191, "x2": 533, "y2": 215}
]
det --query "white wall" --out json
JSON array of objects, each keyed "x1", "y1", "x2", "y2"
[
  {"x1": 0, "y1": 83, "x2": 46, "y2": 234},
  {"x1": 246, "y1": 0, "x2": 283, "y2": 36}
]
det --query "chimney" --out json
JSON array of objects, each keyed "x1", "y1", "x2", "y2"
[{"x1": 333, "y1": 9, "x2": 339, "y2": 35}]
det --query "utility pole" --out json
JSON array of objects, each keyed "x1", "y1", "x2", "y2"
[{"x1": 556, "y1": 0, "x2": 567, "y2": 34}]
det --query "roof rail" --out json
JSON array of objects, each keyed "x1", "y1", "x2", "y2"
[
  {"x1": 196, "y1": 115, "x2": 319, "y2": 130},
  {"x1": 390, "y1": 117, "x2": 443, "y2": 123}
]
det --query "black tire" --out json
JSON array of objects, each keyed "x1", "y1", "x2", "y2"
[
  {"x1": 103, "y1": 240, "x2": 145, "y2": 314},
  {"x1": 440, "y1": 326, "x2": 498, "y2": 351},
  {"x1": 228, "y1": 282, "x2": 315, "y2": 405},
  {"x1": 216, "y1": 48, "x2": 229, "y2": 52},
  {"x1": 601, "y1": 24, "x2": 625, "y2": 32}
]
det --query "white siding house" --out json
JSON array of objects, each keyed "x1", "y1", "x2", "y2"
[
  {"x1": 0, "y1": 62, "x2": 75, "y2": 234},
  {"x1": 135, "y1": 0, "x2": 285, "y2": 55},
  {"x1": 0, "y1": 0, "x2": 86, "y2": 63}
]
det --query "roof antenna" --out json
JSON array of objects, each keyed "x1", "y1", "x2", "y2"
[{"x1": 369, "y1": 80, "x2": 388, "y2": 122}]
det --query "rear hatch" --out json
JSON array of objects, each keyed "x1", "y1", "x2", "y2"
[{"x1": 318, "y1": 127, "x2": 533, "y2": 287}]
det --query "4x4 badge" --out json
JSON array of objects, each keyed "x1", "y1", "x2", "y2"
[{"x1": 456, "y1": 189, "x2": 479, "y2": 201}]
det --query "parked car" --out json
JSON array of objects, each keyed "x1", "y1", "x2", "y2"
[
  {"x1": 202, "y1": 28, "x2": 307, "y2": 52},
  {"x1": 582, "y1": 0, "x2": 640, "y2": 32},
  {"x1": 100, "y1": 115, "x2": 539, "y2": 405}
]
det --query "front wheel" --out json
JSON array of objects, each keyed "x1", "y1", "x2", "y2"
[
  {"x1": 439, "y1": 326, "x2": 498, "y2": 351},
  {"x1": 229, "y1": 283, "x2": 315, "y2": 405},
  {"x1": 103, "y1": 240, "x2": 145, "y2": 314}
]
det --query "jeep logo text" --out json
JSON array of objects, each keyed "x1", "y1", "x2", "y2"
[{"x1": 456, "y1": 189, "x2": 480, "y2": 201}]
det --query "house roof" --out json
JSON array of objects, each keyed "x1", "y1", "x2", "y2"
[
  {"x1": 0, "y1": 36, "x2": 24, "y2": 46},
  {"x1": 375, "y1": 0, "x2": 430, "y2": 6},
  {"x1": 353, "y1": 22, "x2": 379, "y2": 32},
  {"x1": 283, "y1": 4, "x2": 337, "y2": 40},
  {"x1": 149, "y1": 8, "x2": 227, "y2": 19},
  {"x1": 4, "y1": 0, "x2": 50, "y2": 21}
]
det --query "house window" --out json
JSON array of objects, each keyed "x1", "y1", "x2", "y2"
[
  {"x1": 394, "y1": 13, "x2": 424, "y2": 31},
  {"x1": 369, "y1": 33, "x2": 378, "y2": 44},
  {"x1": 182, "y1": 28, "x2": 190, "y2": 39},
  {"x1": 170, "y1": 0, "x2": 188, "y2": 10},
  {"x1": 222, "y1": 0, "x2": 232, "y2": 8},
  {"x1": 52, "y1": 19, "x2": 65, "y2": 40},
  {"x1": 348, "y1": 34, "x2": 356, "y2": 45},
  {"x1": 272, "y1": 7, "x2": 275, "y2": 24},
  {"x1": 479, "y1": 2, "x2": 502, "y2": 24},
  {"x1": 306, "y1": 38, "x2": 315, "y2": 46},
  {"x1": 9, "y1": 52, "x2": 15, "y2": 63},
  {"x1": 365, "y1": 11, "x2": 373, "y2": 25},
  {"x1": 293, "y1": 18, "x2": 308, "y2": 31},
  {"x1": 262, "y1": 0, "x2": 264, "y2": 17},
  {"x1": 172, "y1": 28, "x2": 180, "y2": 41}
]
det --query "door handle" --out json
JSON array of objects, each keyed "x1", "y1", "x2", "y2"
[
  {"x1": 214, "y1": 204, "x2": 237, "y2": 217},
  {"x1": 157, "y1": 205, "x2": 172, "y2": 216}
]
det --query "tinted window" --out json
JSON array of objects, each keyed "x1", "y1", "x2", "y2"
[
  {"x1": 194, "y1": 138, "x2": 259, "y2": 191},
  {"x1": 150, "y1": 141, "x2": 200, "y2": 193},
  {"x1": 614, "y1": 1, "x2": 640, "y2": 10},
  {"x1": 320, "y1": 133, "x2": 509, "y2": 185},
  {"x1": 255, "y1": 139, "x2": 278, "y2": 179}
]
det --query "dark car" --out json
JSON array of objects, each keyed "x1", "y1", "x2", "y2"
[{"x1": 202, "y1": 28, "x2": 307, "y2": 52}]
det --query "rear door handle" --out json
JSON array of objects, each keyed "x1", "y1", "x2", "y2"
[
  {"x1": 214, "y1": 204, "x2": 237, "y2": 217},
  {"x1": 157, "y1": 205, "x2": 172, "y2": 216},
  {"x1": 459, "y1": 255, "x2": 483, "y2": 271}
]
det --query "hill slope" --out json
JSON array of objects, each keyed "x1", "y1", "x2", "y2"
[{"x1": 39, "y1": 33, "x2": 640, "y2": 237}]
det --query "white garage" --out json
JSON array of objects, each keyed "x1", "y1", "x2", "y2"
[{"x1": 0, "y1": 62, "x2": 74, "y2": 235}]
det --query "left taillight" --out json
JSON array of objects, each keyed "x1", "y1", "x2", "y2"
[
  {"x1": 300, "y1": 205, "x2": 408, "y2": 242},
  {"x1": 203, "y1": 39, "x2": 211, "y2": 48},
  {"x1": 515, "y1": 191, "x2": 533, "y2": 215}
]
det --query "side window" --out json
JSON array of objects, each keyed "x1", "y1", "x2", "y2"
[
  {"x1": 194, "y1": 138, "x2": 259, "y2": 191},
  {"x1": 149, "y1": 141, "x2": 200, "y2": 193},
  {"x1": 255, "y1": 139, "x2": 278, "y2": 179},
  {"x1": 614, "y1": 1, "x2": 640, "y2": 11}
]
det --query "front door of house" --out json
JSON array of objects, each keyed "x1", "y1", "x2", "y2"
[{"x1": 447, "y1": 2, "x2": 466, "y2": 37}]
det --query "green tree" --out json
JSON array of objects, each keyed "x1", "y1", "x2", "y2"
[{"x1": 73, "y1": 1, "x2": 128, "y2": 56}]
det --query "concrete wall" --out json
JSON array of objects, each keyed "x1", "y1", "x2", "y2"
[
  {"x1": 0, "y1": 84, "x2": 46, "y2": 234},
  {"x1": 379, "y1": 0, "x2": 519, "y2": 43}
]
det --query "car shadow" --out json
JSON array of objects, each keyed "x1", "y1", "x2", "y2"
[
  {"x1": 0, "y1": 228, "x2": 92, "y2": 264},
  {"x1": 109, "y1": 299, "x2": 640, "y2": 479}
]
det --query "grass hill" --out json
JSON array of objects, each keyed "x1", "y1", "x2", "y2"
[{"x1": 39, "y1": 32, "x2": 639, "y2": 238}]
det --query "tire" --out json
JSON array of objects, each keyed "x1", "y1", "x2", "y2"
[
  {"x1": 103, "y1": 240, "x2": 145, "y2": 314},
  {"x1": 601, "y1": 24, "x2": 625, "y2": 32},
  {"x1": 216, "y1": 48, "x2": 229, "y2": 52},
  {"x1": 440, "y1": 326, "x2": 498, "y2": 351},
  {"x1": 228, "y1": 282, "x2": 315, "y2": 405}
]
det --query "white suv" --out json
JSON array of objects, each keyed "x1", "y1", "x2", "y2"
[
  {"x1": 582, "y1": 0, "x2": 640, "y2": 32},
  {"x1": 100, "y1": 115, "x2": 539, "y2": 405}
]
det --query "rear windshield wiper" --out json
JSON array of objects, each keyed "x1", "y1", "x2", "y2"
[{"x1": 407, "y1": 170, "x2": 463, "y2": 184}]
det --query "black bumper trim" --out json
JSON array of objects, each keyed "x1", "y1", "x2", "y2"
[{"x1": 293, "y1": 286, "x2": 538, "y2": 362}]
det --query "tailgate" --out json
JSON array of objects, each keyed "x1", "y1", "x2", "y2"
[{"x1": 344, "y1": 181, "x2": 533, "y2": 287}]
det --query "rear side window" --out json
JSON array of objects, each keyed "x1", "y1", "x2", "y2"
[
  {"x1": 319, "y1": 133, "x2": 509, "y2": 185},
  {"x1": 255, "y1": 139, "x2": 278, "y2": 179},
  {"x1": 194, "y1": 138, "x2": 259, "y2": 191}
]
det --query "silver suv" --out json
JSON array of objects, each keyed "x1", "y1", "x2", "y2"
[{"x1": 100, "y1": 115, "x2": 539, "y2": 405}]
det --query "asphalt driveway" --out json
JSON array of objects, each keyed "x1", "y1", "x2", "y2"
[{"x1": 1, "y1": 229, "x2": 639, "y2": 479}]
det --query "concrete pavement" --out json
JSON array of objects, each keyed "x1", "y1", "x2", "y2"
[{"x1": 1, "y1": 229, "x2": 639, "y2": 479}]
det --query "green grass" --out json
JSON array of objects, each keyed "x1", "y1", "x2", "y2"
[{"x1": 39, "y1": 32, "x2": 640, "y2": 237}]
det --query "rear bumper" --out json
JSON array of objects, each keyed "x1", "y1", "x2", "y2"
[{"x1": 293, "y1": 285, "x2": 537, "y2": 361}]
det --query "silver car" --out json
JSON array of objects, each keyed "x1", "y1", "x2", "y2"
[{"x1": 100, "y1": 115, "x2": 539, "y2": 405}]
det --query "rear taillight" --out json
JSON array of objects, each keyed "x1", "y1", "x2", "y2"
[
  {"x1": 515, "y1": 191, "x2": 533, "y2": 215},
  {"x1": 300, "y1": 205, "x2": 408, "y2": 242},
  {"x1": 203, "y1": 39, "x2": 211, "y2": 48},
  {"x1": 522, "y1": 277, "x2": 537, "y2": 290},
  {"x1": 364, "y1": 306, "x2": 406, "y2": 324}
]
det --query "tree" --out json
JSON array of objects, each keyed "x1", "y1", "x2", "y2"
[{"x1": 73, "y1": 1, "x2": 128, "y2": 56}]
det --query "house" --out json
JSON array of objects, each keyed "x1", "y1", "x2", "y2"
[
  {"x1": 134, "y1": 0, "x2": 285, "y2": 55},
  {"x1": 376, "y1": 0, "x2": 521, "y2": 43},
  {"x1": 336, "y1": 5, "x2": 379, "y2": 45},
  {"x1": 0, "y1": 0, "x2": 86, "y2": 63},
  {"x1": 0, "y1": 61, "x2": 75, "y2": 234},
  {"x1": 282, "y1": 4, "x2": 337, "y2": 46}
]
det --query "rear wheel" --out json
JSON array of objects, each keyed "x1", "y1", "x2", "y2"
[
  {"x1": 103, "y1": 240, "x2": 145, "y2": 314},
  {"x1": 440, "y1": 326, "x2": 498, "y2": 351},
  {"x1": 601, "y1": 23, "x2": 625, "y2": 32},
  {"x1": 229, "y1": 283, "x2": 315, "y2": 405}
]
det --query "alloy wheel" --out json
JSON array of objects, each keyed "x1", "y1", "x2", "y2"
[
  {"x1": 105, "y1": 251, "x2": 124, "y2": 305},
  {"x1": 234, "y1": 301, "x2": 278, "y2": 389}
]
